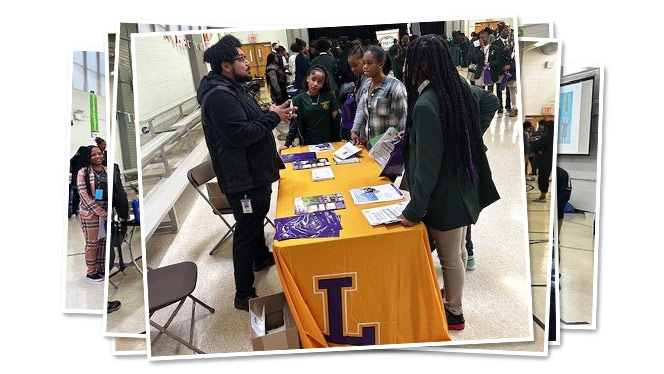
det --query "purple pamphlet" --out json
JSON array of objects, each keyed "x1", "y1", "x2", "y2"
[
  {"x1": 484, "y1": 68, "x2": 493, "y2": 85},
  {"x1": 379, "y1": 138, "x2": 405, "y2": 177},
  {"x1": 281, "y1": 152, "x2": 318, "y2": 163},
  {"x1": 274, "y1": 211, "x2": 342, "y2": 240},
  {"x1": 498, "y1": 72, "x2": 512, "y2": 91}
]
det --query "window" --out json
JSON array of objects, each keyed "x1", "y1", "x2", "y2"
[{"x1": 72, "y1": 51, "x2": 106, "y2": 96}]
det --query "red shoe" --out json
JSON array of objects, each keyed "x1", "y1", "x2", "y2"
[{"x1": 444, "y1": 307, "x2": 465, "y2": 331}]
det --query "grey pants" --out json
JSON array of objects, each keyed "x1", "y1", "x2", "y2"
[{"x1": 428, "y1": 226, "x2": 467, "y2": 316}]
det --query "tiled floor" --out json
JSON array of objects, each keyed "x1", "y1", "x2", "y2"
[
  {"x1": 559, "y1": 212, "x2": 595, "y2": 326},
  {"x1": 64, "y1": 215, "x2": 105, "y2": 312},
  {"x1": 142, "y1": 79, "x2": 532, "y2": 357},
  {"x1": 105, "y1": 224, "x2": 146, "y2": 335},
  {"x1": 114, "y1": 337, "x2": 147, "y2": 352}
]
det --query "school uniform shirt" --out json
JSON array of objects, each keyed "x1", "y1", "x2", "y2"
[
  {"x1": 285, "y1": 91, "x2": 340, "y2": 146},
  {"x1": 351, "y1": 76, "x2": 407, "y2": 140},
  {"x1": 288, "y1": 53, "x2": 298, "y2": 82}
]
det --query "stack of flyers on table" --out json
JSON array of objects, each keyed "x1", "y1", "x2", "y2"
[
  {"x1": 281, "y1": 152, "x2": 318, "y2": 163},
  {"x1": 311, "y1": 167, "x2": 335, "y2": 181},
  {"x1": 334, "y1": 156, "x2": 360, "y2": 165},
  {"x1": 333, "y1": 141, "x2": 362, "y2": 160},
  {"x1": 293, "y1": 158, "x2": 330, "y2": 170},
  {"x1": 295, "y1": 193, "x2": 346, "y2": 215},
  {"x1": 274, "y1": 210, "x2": 342, "y2": 240},
  {"x1": 349, "y1": 183, "x2": 405, "y2": 205},
  {"x1": 309, "y1": 143, "x2": 334, "y2": 152},
  {"x1": 362, "y1": 201, "x2": 410, "y2": 226},
  {"x1": 368, "y1": 127, "x2": 405, "y2": 178}
]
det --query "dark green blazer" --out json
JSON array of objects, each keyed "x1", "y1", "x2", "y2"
[
  {"x1": 311, "y1": 52, "x2": 338, "y2": 91},
  {"x1": 402, "y1": 80, "x2": 500, "y2": 231}
]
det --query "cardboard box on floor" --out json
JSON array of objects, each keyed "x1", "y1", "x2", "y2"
[
  {"x1": 249, "y1": 292, "x2": 300, "y2": 351},
  {"x1": 205, "y1": 182, "x2": 231, "y2": 210}
]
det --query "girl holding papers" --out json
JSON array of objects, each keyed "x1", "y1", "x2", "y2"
[{"x1": 396, "y1": 35, "x2": 499, "y2": 331}]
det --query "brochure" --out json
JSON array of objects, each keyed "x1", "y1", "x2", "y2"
[
  {"x1": 274, "y1": 211, "x2": 342, "y2": 240},
  {"x1": 295, "y1": 193, "x2": 346, "y2": 215},
  {"x1": 309, "y1": 143, "x2": 334, "y2": 152},
  {"x1": 312, "y1": 167, "x2": 335, "y2": 181},
  {"x1": 333, "y1": 142, "x2": 362, "y2": 160},
  {"x1": 369, "y1": 128, "x2": 405, "y2": 177},
  {"x1": 349, "y1": 183, "x2": 405, "y2": 205},
  {"x1": 281, "y1": 152, "x2": 318, "y2": 163},
  {"x1": 333, "y1": 156, "x2": 360, "y2": 165},
  {"x1": 293, "y1": 158, "x2": 331, "y2": 170},
  {"x1": 361, "y1": 201, "x2": 410, "y2": 226}
]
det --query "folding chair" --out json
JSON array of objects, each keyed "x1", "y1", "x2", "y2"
[
  {"x1": 187, "y1": 160, "x2": 275, "y2": 256},
  {"x1": 148, "y1": 262, "x2": 214, "y2": 354}
]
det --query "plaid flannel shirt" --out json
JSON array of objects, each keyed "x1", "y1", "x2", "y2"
[{"x1": 351, "y1": 76, "x2": 407, "y2": 139}]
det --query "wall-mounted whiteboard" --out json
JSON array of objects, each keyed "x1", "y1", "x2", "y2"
[{"x1": 558, "y1": 76, "x2": 594, "y2": 154}]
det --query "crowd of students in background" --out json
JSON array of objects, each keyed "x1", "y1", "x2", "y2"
[{"x1": 265, "y1": 22, "x2": 516, "y2": 125}]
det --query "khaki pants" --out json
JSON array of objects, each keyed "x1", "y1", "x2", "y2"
[{"x1": 428, "y1": 226, "x2": 467, "y2": 316}]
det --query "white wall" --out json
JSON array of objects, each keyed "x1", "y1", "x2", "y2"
[
  {"x1": 520, "y1": 23, "x2": 550, "y2": 38},
  {"x1": 70, "y1": 89, "x2": 107, "y2": 157},
  {"x1": 520, "y1": 45, "x2": 558, "y2": 116},
  {"x1": 134, "y1": 35, "x2": 197, "y2": 121}
]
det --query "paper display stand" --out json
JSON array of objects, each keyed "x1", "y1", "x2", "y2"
[{"x1": 368, "y1": 128, "x2": 405, "y2": 177}]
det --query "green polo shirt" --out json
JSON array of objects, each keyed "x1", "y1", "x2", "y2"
[{"x1": 285, "y1": 91, "x2": 340, "y2": 146}]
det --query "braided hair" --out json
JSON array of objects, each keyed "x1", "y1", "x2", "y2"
[
  {"x1": 79, "y1": 145, "x2": 101, "y2": 198},
  {"x1": 301, "y1": 64, "x2": 331, "y2": 93},
  {"x1": 403, "y1": 34, "x2": 481, "y2": 182}
]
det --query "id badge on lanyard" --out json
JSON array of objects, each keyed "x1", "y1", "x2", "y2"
[
  {"x1": 95, "y1": 188, "x2": 104, "y2": 200},
  {"x1": 241, "y1": 194, "x2": 253, "y2": 214}
]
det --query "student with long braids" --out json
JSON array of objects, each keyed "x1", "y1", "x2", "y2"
[
  {"x1": 76, "y1": 145, "x2": 108, "y2": 282},
  {"x1": 281, "y1": 64, "x2": 340, "y2": 149},
  {"x1": 396, "y1": 34, "x2": 499, "y2": 330},
  {"x1": 350, "y1": 45, "x2": 407, "y2": 147}
]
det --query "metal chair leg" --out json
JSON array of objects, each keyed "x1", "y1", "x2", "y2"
[
  {"x1": 150, "y1": 320, "x2": 205, "y2": 354},
  {"x1": 189, "y1": 294, "x2": 215, "y2": 313},
  {"x1": 151, "y1": 299, "x2": 185, "y2": 345}
]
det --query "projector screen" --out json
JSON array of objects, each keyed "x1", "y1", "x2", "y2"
[{"x1": 558, "y1": 76, "x2": 594, "y2": 154}]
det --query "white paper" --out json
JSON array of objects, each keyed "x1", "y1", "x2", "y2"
[
  {"x1": 334, "y1": 156, "x2": 360, "y2": 165},
  {"x1": 349, "y1": 183, "x2": 404, "y2": 205},
  {"x1": 333, "y1": 142, "x2": 362, "y2": 160},
  {"x1": 362, "y1": 201, "x2": 410, "y2": 226},
  {"x1": 312, "y1": 167, "x2": 335, "y2": 181},
  {"x1": 98, "y1": 216, "x2": 106, "y2": 239},
  {"x1": 250, "y1": 305, "x2": 266, "y2": 337},
  {"x1": 369, "y1": 141, "x2": 394, "y2": 169}
]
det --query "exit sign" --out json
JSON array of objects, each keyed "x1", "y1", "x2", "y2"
[
  {"x1": 542, "y1": 105, "x2": 553, "y2": 114},
  {"x1": 249, "y1": 33, "x2": 257, "y2": 43}
]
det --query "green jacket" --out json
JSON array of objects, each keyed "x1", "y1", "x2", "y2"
[
  {"x1": 311, "y1": 52, "x2": 338, "y2": 91},
  {"x1": 402, "y1": 80, "x2": 500, "y2": 231}
]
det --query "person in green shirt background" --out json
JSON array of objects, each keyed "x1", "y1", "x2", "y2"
[
  {"x1": 281, "y1": 65, "x2": 341, "y2": 149},
  {"x1": 396, "y1": 34, "x2": 499, "y2": 331},
  {"x1": 311, "y1": 38, "x2": 339, "y2": 93}
]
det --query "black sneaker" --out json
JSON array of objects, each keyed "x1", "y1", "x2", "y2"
[
  {"x1": 234, "y1": 294, "x2": 258, "y2": 311},
  {"x1": 444, "y1": 307, "x2": 465, "y2": 330},
  {"x1": 86, "y1": 273, "x2": 104, "y2": 283},
  {"x1": 253, "y1": 254, "x2": 276, "y2": 272},
  {"x1": 107, "y1": 300, "x2": 121, "y2": 314}
]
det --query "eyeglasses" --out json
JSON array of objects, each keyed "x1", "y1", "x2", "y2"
[{"x1": 232, "y1": 55, "x2": 248, "y2": 63}]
